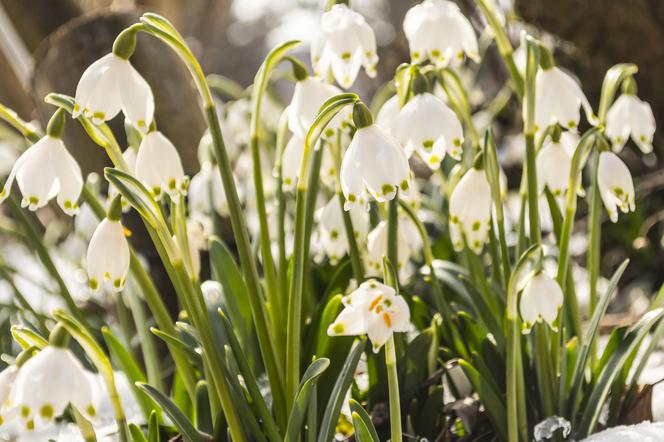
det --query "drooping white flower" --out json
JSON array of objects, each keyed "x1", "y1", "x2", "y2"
[
  {"x1": 403, "y1": 0, "x2": 479, "y2": 67},
  {"x1": 87, "y1": 213, "x2": 130, "y2": 293},
  {"x1": 395, "y1": 92, "x2": 464, "y2": 167},
  {"x1": 340, "y1": 124, "x2": 412, "y2": 210},
  {"x1": 0, "y1": 365, "x2": 17, "y2": 413},
  {"x1": 536, "y1": 131, "x2": 579, "y2": 198},
  {"x1": 315, "y1": 195, "x2": 370, "y2": 264},
  {"x1": 597, "y1": 151, "x2": 635, "y2": 223},
  {"x1": 375, "y1": 95, "x2": 400, "y2": 132},
  {"x1": 201, "y1": 280, "x2": 223, "y2": 305},
  {"x1": 74, "y1": 53, "x2": 154, "y2": 132},
  {"x1": 365, "y1": 216, "x2": 423, "y2": 280},
  {"x1": 0, "y1": 136, "x2": 82, "y2": 215},
  {"x1": 8, "y1": 346, "x2": 99, "y2": 428},
  {"x1": 535, "y1": 67, "x2": 595, "y2": 132},
  {"x1": 188, "y1": 161, "x2": 232, "y2": 217},
  {"x1": 311, "y1": 4, "x2": 378, "y2": 89},
  {"x1": 135, "y1": 130, "x2": 188, "y2": 200},
  {"x1": 327, "y1": 279, "x2": 411, "y2": 352},
  {"x1": 520, "y1": 272, "x2": 564, "y2": 329},
  {"x1": 288, "y1": 77, "x2": 346, "y2": 139},
  {"x1": 108, "y1": 146, "x2": 138, "y2": 213},
  {"x1": 606, "y1": 94, "x2": 656, "y2": 154},
  {"x1": 449, "y1": 166, "x2": 492, "y2": 253},
  {"x1": 224, "y1": 99, "x2": 252, "y2": 147},
  {"x1": 281, "y1": 135, "x2": 305, "y2": 191}
]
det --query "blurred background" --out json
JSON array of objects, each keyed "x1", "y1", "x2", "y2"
[{"x1": 1, "y1": 0, "x2": 664, "y2": 320}]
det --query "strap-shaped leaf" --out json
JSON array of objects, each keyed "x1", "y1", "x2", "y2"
[
  {"x1": 318, "y1": 339, "x2": 366, "y2": 442},
  {"x1": 148, "y1": 410, "x2": 160, "y2": 442},
  {"x1": 150, "y1": 327, "x2": 201, "y2": 365},
  {"x1": 285, "y1": 358, "x2": 330, "y2": 441},
  {"x1": 137, "y1": 382, "x2": 210, "y2": 442},
  {"x1": 459, "y1": 359, "x2": 507, "y2": 442},
  {"x1": 349, "y1": 400, "x2": 379, "y2": 442},
  {"x1": 129, "y1": 423, "x2": 148, "y2": 442}
]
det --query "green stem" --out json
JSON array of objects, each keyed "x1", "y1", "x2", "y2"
[
  {"x1": 587, "y1": 151, "x2": 602, "y2": 368},
  {"x1": 534, "y1": 323, "x2": 555, "y2": 417},
  {"x1": 387, "y1": 197, "x2": 399, "y2": 280},
  {"x1": 524, "y1": 133, "x2": 541, "y2": 245},
  {"x1": 385, "y1": 335, "x2": 402, "y2": 442}
]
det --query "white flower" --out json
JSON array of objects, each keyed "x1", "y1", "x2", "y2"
[
  {"x1": 288, "y1": 77, "x2": 346, "y2": 139},
  {"x1": 188, "y1": 162, "x2": 232, "y2": 217},
  {"x1": 536, "y1": 131, "x2": 579, "y2": 198},
  {"x1": 365, "y1": 217, "x2": 422, "y2": 280},
  {"x1": 606, "y1": 94, "x2": 656, "y2": 154},
  {"x1": 224, "y1": 99, "x2": 251, "y2": 147},
  {"x1": 315, "y1": 195, "x2": 369, "y2": 264},
  {"x1": 327, "y1": 279, "x2": 411, "y2": 352},
  {"x1": 201, "y1": 280, "x2": 223, "y2": 305},
  {"x1": 281, "y1": 135, "x2": 305, "y2": 191},
  {"x1": 375, "y1": 95, "x2": 400, "y2": 132},
  {"x1": 403, "y1": 0, "x2": 479, "y2": 66},
  {"x1": 449, "y1": 167, "x2": 492, "y2": 253},
  {"x1": 340, "y1": 124, "x2": 411, "y2": 210},
  {"x1": 535, "y1": 67, "x2": 595, "y2": 131},
  {"x1": 597, "y1": 151, "x2": 635, "y2": 223},
  {"x1": 0, "y1": 365, "x2": 17, "y2": 412},
  {"x1": 0, "y1": 136, "x2": 82, "y2": 215},
  {"x1": 520, "y1": 272, "x2": 563, "y2": 329},
  {"x1": 395, "y1": 92, "x2": 464, "y2": 167},
  {"x1": 74, "y1": 53, "x2": 154, "y2": 132},
  {"x1": 311, "y1": 4, "x2": 378, "y2": 89},
  {"x1": 135, "y1": 131, "x2": 188, "y2": 200},
  {"x1": 87, "y1": 218, "x2": 130, "y2": 292},
  {"x1": 108, "y1": 146, "x2": 137, "y2": 212},
  {"x1": 8, "y1": 346, "x2": 99, "y2": 428}
]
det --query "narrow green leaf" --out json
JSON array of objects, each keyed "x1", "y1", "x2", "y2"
[
  {"x1": 458, "y1": 360, "x2": 507, "y2": 442},
  {"x1": 129, "y1": 423, "x2": 148, "y2": 442},
  {"x1": 349, "y1": 400, "x2": 379, "y2": 442},
  {"x1": 148, "y1": 410, "x2": 160, "y2": 442},
  {"x1": 285, "y1": 358, "x2": 330, "y2": 441},
  {"x1": 150, "y1": 327, "x2": 201, "y2": 365},
  {"x1": 195, "y1": 382, "x2": 212, "y2": 435}
]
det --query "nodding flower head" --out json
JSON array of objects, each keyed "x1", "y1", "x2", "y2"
[
  {"x1": 288, "y1": 77, "x2": 347, "y2": 139},
  {"x1": 519, "y1": 272, "x2": 564, "y2": 331},
  {"x1": 535, "y1": 66, "x2": 596, "y2": 132},
  {"x1": 0, "y1": 131, "x2": 82, "y2": 216},
  {"x1": 311, "y1": 4, "x2": 378, "y2": 89},
  {"x1": 597, "y1": 151, "x2": 635, "y2": 223},
  {"x1": 340, "y1": 118, "x2": 412, "y2": 210},
  {"x1": 449, "y1": 166, "x2": 492, "y2": 253},
  {"x1": 314, "y1": 194, "x2": 369, "y2": 264},
  {"x1": 74, "y1": 53, "x2": 154, "y2": 132},
  {"x1": 135, "y1": 130, "x2": 188, "y2": 201},
  {"x1": 606, "y1": 93, "x2": 656, "y2": 154},
  {"x1": 327, "y1": 279, "x2": 411, "y2": 352},
  {"x1": 403, "y1": 0, "x2": 479, "y2": 67},
  {"x1": 536, "y1": 131, "x2": 579, "y2": 200}
]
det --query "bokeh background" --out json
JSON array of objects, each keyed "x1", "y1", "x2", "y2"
[{"x1": 1, "y1": 0, "x2": 663, "y2": 320}]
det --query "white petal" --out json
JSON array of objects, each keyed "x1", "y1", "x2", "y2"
[
  {"x1": 87, "y1": 219, "x2": 130, "y2": 291},
  {"x1": 116, "y1": 59, "x2": 155, "y2": 133},
  {"x1": 135, "y1": 131, "x2": 187, "y2": 199},
  {"x1": 15, "y1": 138, "x2": 58, "y2": 211},
  {"x1": 50, "y1": 138, "x2": 83, "y2": 215}
]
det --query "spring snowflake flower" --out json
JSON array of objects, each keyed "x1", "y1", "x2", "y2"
[
  {"x1": 536, "y1": 131, "x2": 579, "y2": 198},
  {"x1": 0, "y1": 365, "x2": 17, "y2": 424},
  {"x1": 597, "y1": 151, "x2": 635, "y2": 222},
  {"x1": 74, "y1": 53, "x2": 154, "y2": 132},
  {"x1": 8, "y1": 346, "x2": 99, "y2": 429},
  {"x1": 365, "y1": 217, "x2": 422, "y2": 280},
  {"x1": 340, "y1": 104, "x2": 412, "y2": 210},
  {"x1": 606, "y1": 93, "x2": 656, "y2": 154},
  {"x1": 188, "y1": 161, "x2": 233, "y2": 217},
  {"x1": 135, "y1": 130, "x2": 188, "y2": 200},
  {"x1": 87, "y1": 197, "x2": 130, "y2": 292},
  {"x1": 315, "y1": 195, "x2": 369, "y2": 264},
  {"x1": 288, "y1": 77, "x2": 346, "y2": 139},
  {"x1": 520, "y1": 272, "x2": 564, "y2": 330},
  {"x1": 403, "y1": 0, "x2": 479, "y2": 66},
  {"x1": 449, "y1": 166, "x2": 492, "y2": 253},
  {"x1": 328, "y1": 279, "x2": 411, "y2": 352},
  {"x1": 0, "y1": 113, "x2": 82, "y2": 215},
  {"x1": 535, "y1": 66, "x2": 595, "y2": 132},
  {"x1": 311, "y1": 4, "x2": 378, "y2": 89},
  {"x1": 375, "y1": 95, "x2": 400, "y2": 131},
  {"x1": 395, "y1": 92, "x2": 464, "y2": 167}
]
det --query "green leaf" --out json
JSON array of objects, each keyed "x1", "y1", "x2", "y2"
[
  {"x1": 349, "y1": 400, "x2": 379, "y2": 442},
  {"x1": 318, "y1": 339, "x2": 366, "y2": 442},
  {"x1": 137, "y1": 383, "x2": 209, "y2": 442},
  {"x1": 458, "y1": 360, "x2": 507, "y2": 442},
  {"x1": 150, "y1": 327, "x2": 201, "y2": 365},
  {"x1": 567, "y1": 259, "x2": 629, "y2": 418},
  {"x1": 577, "y1": 308, "x2": 664, "y2": 437},
  {"x1": 195, "y1": 382, "x2": 212, "y2": 435},
  {"x1": 148, "y1": 410, "x2": 160, "y2": 442},
  {"x1": 129, "y1": 423, "x2": 148, "y2": 442},
  {"x1": 285, "y1": 358, "x2": 330, "y2": 441},
  {"x1": 102, "y1": 327, "x2": 162, "y2": 421}
]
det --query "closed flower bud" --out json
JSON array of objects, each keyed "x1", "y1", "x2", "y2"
[
  {"x1": 606, "y1": 94, "x2": 656, "y2": 154},
  {"x1": 403, "y1": 0, "x2": 479, "y2": 66},
  {"x1": 395, "y1": 92, "x2": 464, "y2": 167},
  {"x1": 535, "y1": 66, "x2": 595, "y2": 131},
  {"x1": 87, "y1": 217, "x2": 130, "y2": 293},
  {"x1": 449, "y1": 167, "x2": 492, "y2": 253},
  {"x1": 74, "y1": 53, "x2": 154, "y2": 132},
  {"x1": 328, "y1": 279, "x2": 411, "y2": 352},
  {"x1": 135, "y1": 131, "x2": 188, "y2": 200},
  {"x1": 340, "y1": 124, "x2": 412, "y2": 210},
  {"x1": 520, "y1": 272, "x2": 564, "y2": 330},
  {"x1": 0, "y1": 136, "x2": 82, "y2": 215},
  {"x1": 597, "y1": 151, "x2": 635, "y2": 223},
  {"x1": 8, "y1": 346, "x2": 99, "y2": 428},
  {"x1": 288, "y1": 77, "x2": 346, "y2": 139},
  {"x1": 312, "y1": 4, "x2": 378, "y2": 89}
]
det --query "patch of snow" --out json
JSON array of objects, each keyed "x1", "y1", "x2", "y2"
[{"x1": 581, "y1": 421, "x2": 664, "y2": 441}]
